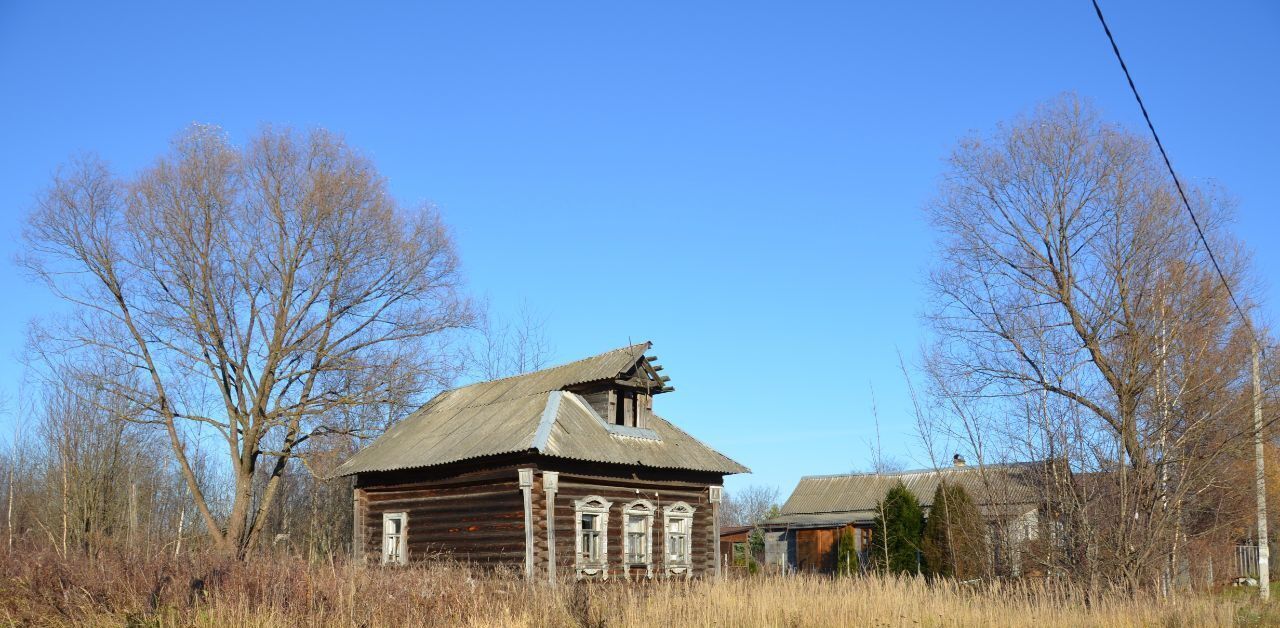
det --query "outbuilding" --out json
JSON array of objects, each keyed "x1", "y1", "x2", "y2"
[{"x1": 763, "y1": 461, "x2": 1041, "y2": 575}]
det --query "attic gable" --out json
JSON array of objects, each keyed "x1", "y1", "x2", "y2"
[{"x1": 331, "y1": 342, "x2": 748, "y2": 477}]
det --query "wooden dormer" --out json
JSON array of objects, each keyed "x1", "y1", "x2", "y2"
[{"x1": 566, "y1": 352, "x2": 671, "y2": 430}]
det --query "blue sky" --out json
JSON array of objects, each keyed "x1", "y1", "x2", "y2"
[{"x1": 1, "y1": 1, "x2": 1277, "y2": 498}]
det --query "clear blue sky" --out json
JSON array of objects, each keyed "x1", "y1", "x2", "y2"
[{"x1": 1, "y1": 1, "x2": 1277, "y2": 498}]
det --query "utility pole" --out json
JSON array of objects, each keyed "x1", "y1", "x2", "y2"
[{"x1": 1254, "y1": 339, "x2": 1269, "y2": 599}]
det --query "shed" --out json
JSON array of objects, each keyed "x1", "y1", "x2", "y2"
[{"x1": 763, "y1": 462, "x2": 1041, "y2": 574}]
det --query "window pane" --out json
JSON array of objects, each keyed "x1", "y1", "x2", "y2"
[
  {"x1": 667, "y1": 515, "x2": 690, "y2": 563},
  {"x1": 581, "y1": 530, "x2": 599, "y2": 562}
]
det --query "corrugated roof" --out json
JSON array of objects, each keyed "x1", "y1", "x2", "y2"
[
  {"x1": 332, "y1": 343, "x2": 748, "y2": 476},
  {"x1": 766, "y1": 464, "x2": 1039, "y2": 527},
  {"x1": 543, "y1": 392, "x2": 747, "y2": 473}
]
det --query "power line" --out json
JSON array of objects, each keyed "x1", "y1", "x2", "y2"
[{"x1": 1090, "y1": 0, "x2": 1261, "y2": 352}]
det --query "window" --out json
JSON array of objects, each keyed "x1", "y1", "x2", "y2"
[
  {"x1": 614, "y1": 390, "x2": 637, "y2": 426},
  {"x1": 621, "y1": 499, "x2": 655, "y2": 577},
  {"x1": 667, "y1": 518, "x2": 689, "y2": 562},
  {"x1": 574, "y1": 496, "x2": 612, "y2": 576},
  {"x1": 382, "y1": 512, "x2": 407, "y2": 565},
  {"x1": 857, "y1": 527, "x2": 872, "y2": 552},
  {"x1": 662, "y1": 502, "x2": 695, "y2": 574},
  {"x1": 625, "y1": 516, "x2": 646, "y2": 561},
  {"x1": 581, "y1": 514, "x2": 603, "y2": 561},
  {"x1": 731, "y1": 542, "x2": 749, "y2": 566}
]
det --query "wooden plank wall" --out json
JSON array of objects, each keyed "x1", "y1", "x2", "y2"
[
  {"x1": 794, "y1": 525, "x2": 859, "y2": 573},
  {"x1": 548, "y1": 473, "x2": 714, "y2": 579},
  {"x1": 357, "y1": 468, "x2": 526, "y2": 565}
]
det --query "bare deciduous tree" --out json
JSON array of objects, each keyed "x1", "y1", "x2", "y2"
[
  {"x1": 925, "y1": 94, "x2": 1268, "y2": 590},
  {"x1": 720, "y1": 485, "x2": 781, "y2": 527},
  {"x1": 464, "y1": 302, "x2": 552, "y2": 381},
  {"x1": 21, "y1": 125, "x2": 475, "y2": 557}
]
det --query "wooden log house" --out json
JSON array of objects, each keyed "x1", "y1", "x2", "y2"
[{"x1": 332, "y1": 342, "x2": 748, "y2": 581}]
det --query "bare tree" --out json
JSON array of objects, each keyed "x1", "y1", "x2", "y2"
[
  {"x1": 21, "y1": 125, "x2": 475, "y2": 557},
  {"x1": 720, "y1": 485, "x2": 781, "y2": 527},
  {"x1": 925, "y1": 94, "x2": 1265, "y2": 590},
  {"x1": 464, "y1": 302, "x2": 552, "y2": 380}
]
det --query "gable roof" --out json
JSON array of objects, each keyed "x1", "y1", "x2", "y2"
[
  {"x1": 765, "y1": 464, "x2": 1039, "y2": 528},
  {"x1": 332, "y1": 343, "x2": 748, "y2": 477}
]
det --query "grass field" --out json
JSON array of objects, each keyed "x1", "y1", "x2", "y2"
[{"x1": 1, "y1": 549, "x2": 1276, "y2": 627}]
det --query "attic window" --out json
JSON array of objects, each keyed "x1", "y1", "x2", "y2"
[
  {"x1": 614, "y1": 390, "x2": 634, "y2": 426},
  {"x1": 611, "y1": 390, "x2": 650, "y2": 429}
]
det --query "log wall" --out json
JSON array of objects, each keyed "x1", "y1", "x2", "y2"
[
  {"x1": 354, "y1": 456, "x2": 724, "y2": 579},
  {"x1": 546, "y1": 472, "x2": 716, "y2": 579},
  {"x1": 356, "y1": 466, "x2": 527, "y2": 565}
]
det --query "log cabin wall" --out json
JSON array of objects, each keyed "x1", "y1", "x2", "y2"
[
  {"x1": 353, "y1": 456, "x2": 724, "y2": 579},
  {"x1": 355, "y1": 464, "x2": 530, "y2": 566},
  {"x1": 545, "y1": 469, "x2": 717, "y2": 580}
]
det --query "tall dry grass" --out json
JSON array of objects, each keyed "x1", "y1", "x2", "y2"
[{"x1": 0, "y1": 548, "x2": 1270, "y2": 627}]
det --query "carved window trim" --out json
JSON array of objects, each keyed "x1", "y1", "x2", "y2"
[
  {"x1": 663, "y1": 501, "x2": 696, "y2": 577},
  {"x1": 574, "y1": 495, "x2": 612, "y2": 578},
  {"x1": 621, "y1": 499, "x2": 655, "y2": 578}
]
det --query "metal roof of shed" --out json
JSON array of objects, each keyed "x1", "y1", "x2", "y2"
[
  {"x1": 765, "y1": 464, "x2": 1040, "y2": 528},
  {"x1": 332, "y1": 343, "x2": 748, "y2": 476}
]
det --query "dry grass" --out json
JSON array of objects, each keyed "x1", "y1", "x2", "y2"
[{"x1": 0, "y1": 549, "x2": 1271, "y2": 627}]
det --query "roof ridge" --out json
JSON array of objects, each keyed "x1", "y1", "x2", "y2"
[
  {"x1": 443, "y1": 341, "x2": 652, "y2": 393},
  {"x1": 797, "y1": 462, "x2": 1034, "y2": 481}
]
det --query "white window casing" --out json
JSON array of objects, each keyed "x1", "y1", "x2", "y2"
[
  {"x1": 621, "y1": 499, "x2": 655, "y2": 579},
  {"x1": 382, "y1": 512, "x2": 408, "y2": 565},
  {"x1": 574, "y1": 495, "x2": 612, "y2": 578},
  {"x1": 663, "y1": 501, "x2": 696, "y2": 577}
]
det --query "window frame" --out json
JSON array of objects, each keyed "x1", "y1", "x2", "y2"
[
  {"x1": 621, "y1": 499, "x2": 655, "y2": 578},
  {"x1": 573, "y1": 495, "x2": 613, "y2": 577},
  {"x1": 662, "y1": 501, "x2": 696, "y2": 576},
  {"x1": 381, "y1": 512, "x2": 408, "y2": 566}
]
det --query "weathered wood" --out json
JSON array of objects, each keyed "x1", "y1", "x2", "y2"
[
  {"x1": 356, "y1": 455, "x2": 725, "y2": 578},
  {"x1": 551, "y1": 476, "x2": 714, "y2": 579},
  {"x1": 519, "y1": 468, "x2": 534, "y2": 578},
  {"x1": 543, "y1": 471, "x2": 559, "y2": 585}
]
